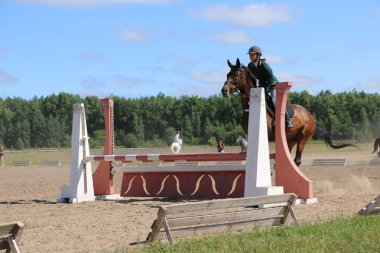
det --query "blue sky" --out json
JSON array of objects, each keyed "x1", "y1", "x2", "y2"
[{"x1": 1, "y1": 0, "x2": 379, "y2": 99}]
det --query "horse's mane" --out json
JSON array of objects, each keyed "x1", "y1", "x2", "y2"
[{"x1": 241, "y1": 65, "x2": 257, "y2": 88}]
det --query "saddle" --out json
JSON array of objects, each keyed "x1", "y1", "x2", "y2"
[{"x1": 265, "y1": 94, "x2": 294, "y2": 119}]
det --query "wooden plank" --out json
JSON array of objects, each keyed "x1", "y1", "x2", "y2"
[
  {"x1": 281, "y1": 194, "x2": 298, "y2": 225},
  {"x1": 358, "y1": 195, "x2": 380, "y2": 215},
  {"x1": 155, "y1": 217, "x2": 283, "y2": 241},
  {"x1": 216, "y1": 161, "x2": 244, "y2": 165},
  {"x1": 163, "y1": 194, "x2": 294, "y2": 215},
  {"x1": 112, "y1": 164, "x2": 245, "y2": 173},
  {"x1": 163, "y1": 217, "x2": 173, "y2": 244},
  {"x1": 146, "y1": 194, "x2": 298, "y2": 244},
  {"x1": 11, "y1": 160, "x2": 31, "y2": 166},
  {"x1": 175, "y1": 161, "x2": 200, "y2": 166},
  {"x1": 8, "y1": 236, "x2": 21, "y2": 253},
  {"x1": 167, "y1": 206, "x2": 286, "y2": 228},
  {"x1": 312, "y1": 159, "x2": 346, "y2": 166},
  {"x1": 0, "y1": 222, "x2": 24, "y2": 250},
  {"x1": 42, "y1": 160, "x2": 61, "y2": 166},
  {"x1": 146, "y1": 207, "x2": 168, "y2": 242},
  {"x1": 370, "y1": 159, "x2": 380, "y2": 166}
]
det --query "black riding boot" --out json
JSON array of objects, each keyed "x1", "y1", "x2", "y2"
[{"x1": 285, "y1": 112, "x2": 294, "y2": 128}]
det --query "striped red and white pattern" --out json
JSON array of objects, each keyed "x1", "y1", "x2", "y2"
[
  {"x1": 85, "y1": 152, "x2": 246, "y2": 162},
  {"x1": 85, "y1": 152, "x2": 275, "y2": 163}
]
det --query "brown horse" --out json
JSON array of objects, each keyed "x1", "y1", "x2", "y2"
[
  {"x1": 372, "y1": 137, "x2": 380, "y2": 157},
  {"x1": 221, "y1": 58, "x2": 355, "y2": 166}
]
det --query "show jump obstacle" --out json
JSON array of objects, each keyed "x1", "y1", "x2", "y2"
[{"x1": 58, "y1": 83, "x2": 315, "y2": 203}]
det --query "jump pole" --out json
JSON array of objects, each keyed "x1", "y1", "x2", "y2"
[{"x1": 275, "y1": 82, "x2": 317, "y2": 204}]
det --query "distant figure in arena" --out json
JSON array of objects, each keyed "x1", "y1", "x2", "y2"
[
  {"x1": 173, "y1": 131, "x2": 182, "y2": 145},
  {"x1": 217, "y1": 138, "x2": 225, "y2": 152},
  {"x1": 372, "y1": 137, "x2": 380, "y2": 157},
  {"x1": 237, "y1": 136, "x2": 247, "y2": 152},
  {"x1": 171, "y1": 131, "x2": 183, "y2": 153},
  {"x1": 0, "y1": 145, "x2": 4, "y2": 166}
]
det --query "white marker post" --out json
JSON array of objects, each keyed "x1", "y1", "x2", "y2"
[
  {"x1": 58, "y1": 103, "x2": 95, "y2": 203},
  {"x1": 244, "y1": 88, "x2": 283, "y2": 197}
]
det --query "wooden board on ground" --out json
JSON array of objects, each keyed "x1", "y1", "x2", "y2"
[
  {"x1": 146, "y1": 193, "x2": 298, "y2": 244},
  {"x1": 41, "y1": 160, "x2": 61, "y2": 167},
  {"x1": 11, "y1": 160, "x2": 31, "y2": 166},
  {"x1": 358, "y1": 195, "x2": 380, "y2": 215},
  {"x1": 0, "y1": 221, "x2": 25, "y2": 253},
  {"x1": 312, "y1": 159, "x2": 346, "y2": 166},
  {"x1": 370, "y1": 159, "x2": 380, "y2": 166}
]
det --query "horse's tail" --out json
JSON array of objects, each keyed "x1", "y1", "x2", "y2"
[
  {"x1": 373, "y1": 138, "x2": 380, "y2": 153},
  {"x1": 315, "y1": 123, "x2": 358, "y2": 149}
]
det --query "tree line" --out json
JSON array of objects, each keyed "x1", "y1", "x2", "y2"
[{"x1": 0, "y1": 90, "x2": 379, "y2": 149}]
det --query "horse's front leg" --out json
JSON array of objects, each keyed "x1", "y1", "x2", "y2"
[{"x1": 242, "y1": 111, "x2": 249, "y2": 135}]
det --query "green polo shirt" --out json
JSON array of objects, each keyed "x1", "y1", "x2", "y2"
[{"x1": 247, "y1": 59, "x2": 278, "y2": 93}]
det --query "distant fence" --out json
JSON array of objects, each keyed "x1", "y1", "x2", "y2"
[
  {"x1": 370, "y1": 159, "x2": 380, "y2": 166},
  {"x1": 42, "y1": 160, "x2": 61, "y2": 167},
  {"x1": 312, "y1": 159, "x2": 346, "y2": 166},
  {"x1": 12, "y1": 160, "x2": 31, "y2": 166}
]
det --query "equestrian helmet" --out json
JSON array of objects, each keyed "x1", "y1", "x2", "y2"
[{"x1": 247, "y1": 45, "x2": 262, "y2": 55}]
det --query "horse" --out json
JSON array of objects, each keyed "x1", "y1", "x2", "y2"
[
  {"x1": 236, "y1": 136, "x2": 248, "y2": 152},
  {"x1": 372, "y1": 137, "x2": 380, "y2": 157},
  {"x1": 221, "y1": 58, "x2": 356, "y2": 166}
]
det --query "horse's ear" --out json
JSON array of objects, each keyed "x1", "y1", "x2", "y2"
[
  {"x1": 236, "y1": 58, "x2": 241, "y2": 67},
  {"x1": 227, "y1": 59, "x2": 233, "y2": 68}
]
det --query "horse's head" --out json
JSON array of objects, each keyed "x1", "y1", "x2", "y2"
[{"x1": 221, "y1": 58, "x2": 256, "y2": 98}]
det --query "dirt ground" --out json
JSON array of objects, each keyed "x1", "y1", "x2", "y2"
[{"x1": 0, "y1": 149, "x2": 379, "y2": 253}]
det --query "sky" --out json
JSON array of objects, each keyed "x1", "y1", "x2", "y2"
[{"x1": 0, "y1": 0, "x2": 380, "y2": 99}]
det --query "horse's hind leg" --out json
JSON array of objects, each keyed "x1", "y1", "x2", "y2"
[
  {"x1": 286, "y1": 140, "x2": 298, "y2": 164},
  {"x1": 294, "y1": 139, "x2": 308, "y2": 166}
]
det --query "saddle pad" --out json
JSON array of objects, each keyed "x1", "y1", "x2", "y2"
[{"x1": 265, "y1": 99, "x2": 294, "y2": 118}]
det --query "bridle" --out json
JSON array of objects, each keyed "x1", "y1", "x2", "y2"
[{"x1": 223, "y1": 66, "x2": 256, "y2": 98}]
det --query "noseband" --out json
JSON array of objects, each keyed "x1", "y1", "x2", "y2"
[{"x1": 225, "y1": 67, "x2": 254, "y2": 97}]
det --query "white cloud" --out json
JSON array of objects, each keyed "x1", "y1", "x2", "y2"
[
  {"x1": 179, "y1": 84, "x2": 221, "y2": 97},
  {"x1": 81, "y1": 76, "x2": 106, "y2": 89},
  {"x1": 199, "y1": 4, "x2": 296, "y2": 26},
  {"x1": 79, "y1": 90, "x2": 111, "y2": 99},
  {"x1": 8, "y1": 0, "x2": 179, "y2": 7},
  {"x1": 265, "y1": 56, "x2": 297, "y2": 65},
  {"x1": 372, "y1": 8, "x2": 380, "y2": 15},
  {"x1": 277, "y1": 72, "x2": 323, "y2": 89},
  {"x1": 265, "y1": 56, "x2": 285, "y2": 65},
  {"x1": 116, "y1": 28, "x2": 148, "y2": 43},
  {"x1": 80, "y1": 50, "x2": 104, "y2": 62},
  {"x1": 154, "y1": 53, "x2": 198, "y2": 72},
  {"x1": 212, "y1": 31, "x2": 251, "y2": 44},
  {"x1": 367, "y1": 81, "x2": 380, "y2": 91},
  {"x1": 0, "y1": 44, "x2": 9, "y2": 53},
  {"x1": 313, "y1": 55, "x2": 330, "y2": 63},
  {"x1": 0, "y1": 70, "x2": 17, "y2": 84},
  {"x1": 348, "y1": 80, "x2": 380, "y2": 93},
  {"x1": 114, "y1": 74, "x2": 150, "y2": 88},
  {"x1": 190, "y1": 69, "x2": 226, "y2": 85}
]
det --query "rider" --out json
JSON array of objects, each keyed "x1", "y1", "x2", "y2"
[
  {"x1": 247, "y1": 45, "x2": 294, "y2": 128},
  {"x1": 217, "y1": 138, "x2": 225, "y2": 152},
  {"x1": 173, "y1": 131, "x2": 182, "y2": 145}
]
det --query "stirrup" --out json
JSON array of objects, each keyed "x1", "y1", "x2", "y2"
[{"x1": 286, "y1": 120, "x2": 294, "y2": 128}]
